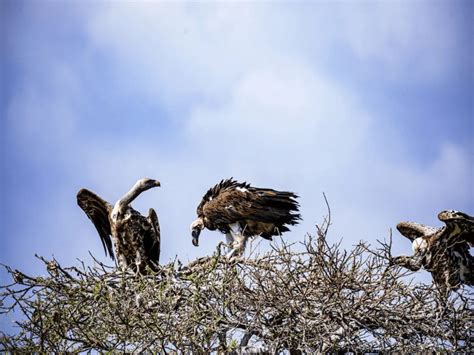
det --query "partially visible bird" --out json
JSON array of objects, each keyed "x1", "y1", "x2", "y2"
[
  {"x1": 190, "y1": 178, "x2": 301, "y2": 258},
  {"x1": 77, "y1": 178, "x2": 161, "y2": 273},
  {"x1": 392, "y1": 210, "x2": 474, "y2": 294}
]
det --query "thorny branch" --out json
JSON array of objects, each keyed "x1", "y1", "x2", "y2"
[{"x1": 1, "y1": 209, "x2": 472, "y2": 352}]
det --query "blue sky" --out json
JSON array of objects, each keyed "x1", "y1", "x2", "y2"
[{"x1": 1, "y1": 0, "x2": 473, "y2": 285}]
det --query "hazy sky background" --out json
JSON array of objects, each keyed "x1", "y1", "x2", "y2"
[{"x1": 1, "y1": 0, "x2": 472, "y2": 295}]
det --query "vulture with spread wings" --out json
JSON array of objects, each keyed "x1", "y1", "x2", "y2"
[
  {"x1": 392, "y1": 210, "x2": 473, "y2": 294},
  {"x1": 77, "y1": 178, "x2": 161, "y2": 273},
  {"x1": 190, "y1": 178, "x2": 301, "y2": 257}
]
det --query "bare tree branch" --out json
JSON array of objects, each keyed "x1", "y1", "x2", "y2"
[{"x1": 1, "y1": 206, "x2": 472, "y2": 352}]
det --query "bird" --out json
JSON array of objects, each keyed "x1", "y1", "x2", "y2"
[
  {"x1": 392, "y1": 210, "x2": 474, "y2": 294},
  {"x1": 190, "y1": 178, "x2": 301, "y2": 258},
  {"x1": 77, "y1": 178, "x2": 161, "y2": 273}
]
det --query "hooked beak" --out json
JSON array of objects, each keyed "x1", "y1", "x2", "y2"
[{"x1": 192, "y1": 228, "x2": 201, "y2": 247}]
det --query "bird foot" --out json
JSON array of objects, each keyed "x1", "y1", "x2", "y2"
[
  {"x1": 225, "y1": 248, "x2": 244, "y2": 263},
  {"x1": 226, "y1": 249, "x2": 236, "y2": 259}
]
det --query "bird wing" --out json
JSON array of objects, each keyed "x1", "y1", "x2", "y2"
[
  {"x1": 201, "y1": 190, "x2": 249, "y2": 224},
  {"x1": 146, "y1": 208, "x2": 161, "y2": 265},
  {"x1": 202, "y1": 188, "x2": 300, "y2": 225},
  {"x1": 77, "y1": 188, "x2": 114, "y2": 260},
  {"x1": 396, "y1": 221, "x2": 438, "y2": 241},
  {"x1": 438, "y1": 210, "x2": 474, "y2": 246}
]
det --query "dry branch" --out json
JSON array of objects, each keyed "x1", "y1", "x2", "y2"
[{"x1": 1, "y1": 217, "x2": 472, "y2": 352}]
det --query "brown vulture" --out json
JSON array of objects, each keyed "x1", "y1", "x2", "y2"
[
  {"x1": 392, "y1": 210, "x2": 474, "y2": 294},
  {"x1": 190, "y1": 178, "x2": 301, "y2": 257},
  {"x1": 77, "y1": 178, "x2": 161, "y2": 273}
]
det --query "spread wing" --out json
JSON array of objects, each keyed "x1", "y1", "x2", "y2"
[
  {"x1": 396, "y1": 221, "x2": 438, "y2": 241},
  {"x1": 77, "y1": 188, "x2": 114, "y2": 260},
  {"x1": 202, "y1": 188, "x2": 300, "y2": 225}
]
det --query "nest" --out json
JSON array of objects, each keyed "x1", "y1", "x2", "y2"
[{"x1": 1, "y1": 212, "x2": 472, "y2": 352}]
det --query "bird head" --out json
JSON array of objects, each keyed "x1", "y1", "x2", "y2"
[
  {"x1": 190, "y1": 217, "x2": 204, "y2": 247},
  {"x1": 137, "y1": 178, "x2": 161, "y2": 190},
  {"x1": 412, "y1": 237, "x2": 428, "y2": 254}
]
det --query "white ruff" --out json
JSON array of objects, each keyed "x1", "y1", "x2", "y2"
[{"x1": 412, "y1": 237, "x2": 428, "y2": 254}]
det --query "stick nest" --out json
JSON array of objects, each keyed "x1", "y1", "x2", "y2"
[{"x1": 1, "y1": 214, "x2": 472, "y2": 352}]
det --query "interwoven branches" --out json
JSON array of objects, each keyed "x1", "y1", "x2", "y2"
[{"x1": 1, "y1": 216, "x2": 472, "y2": 352}]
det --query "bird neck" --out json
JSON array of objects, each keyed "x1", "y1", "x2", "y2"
[{"x1": 120, "y1": 181, "x2": 146, "y2": 206}]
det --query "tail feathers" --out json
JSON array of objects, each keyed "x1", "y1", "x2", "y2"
[
  {"x1": 256, "y1": 190, "x2": 300, "y2": 210},
  {"x1": 251, "y1": 188, "x2": 301, "y2": 229}
]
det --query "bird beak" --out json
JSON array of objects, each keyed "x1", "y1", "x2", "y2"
[
  {"x1": 192, "y1": 228, "x2": 200, "y2": 247},
  {"x1": 155, "y1": 180, "x2": 161, "y2": 187}
]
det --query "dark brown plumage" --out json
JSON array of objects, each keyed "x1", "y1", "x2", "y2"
[
  {"x1": 392, "y1": 210, "x2": 474, "y2": 294},
  {"x1": 190, "y1": 178, "x2": 301, "y2": 257},
  {"x1": 77, "y1": 178, "x2": 161, "y2": 273}
]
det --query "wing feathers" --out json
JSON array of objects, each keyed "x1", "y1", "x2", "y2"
[
  {"x1": 201, "y1": 183, "x2": 301, "y2": 227},
  {"x1": 77, "y1": 188, "x2": 115, "y2": 260},
  {"x1": 438, "y1": 210, "x2": 474, "y2": 246},
  {"x1": 146, "y1": 208, "x2": 161, "y2": 265}
]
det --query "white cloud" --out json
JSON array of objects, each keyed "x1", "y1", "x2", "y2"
[
  {"x1": 86, "y1": 2, "x2": 279, "y2": 106},
  {"x1": 334, "y1": 2, "x2": 459, "y2": 80},
  {"x1": 78, "y1": 2, "x2": 474, "y2": 259},
  {"x1": 3, "y1": 2, "x2": 471, "y2": 274},
  {"x1": 85, "y1": 2, "x2": 465, "y2": 107},
  {"x1": 186, "y1": 61, "x2": 370, "y2": 171}
]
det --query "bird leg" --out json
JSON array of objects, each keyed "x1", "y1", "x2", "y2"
[
  {"x1": 224, "y1": 232, "x2": 236, "y2": 257},
  {"x1": 234, "y1": 234, "x2": 248, "y2": 256},
  {"x1": 226, "y1": 225, "x2": 238, "y2": 258},
  {"x1": 226, "y1": 248, "x2": 237, "y2": 259},
  {"x1": 114, "y1": 241, "x2": 128, "y2": 271},
  {"x1": 225, "y1": 233, "x2": 234, "y2": 248},
  {"x1": 226, "y1": 224, "x2": 248, "y2": 259},
  {"x1": 227, "y1": 235, "x2": 248, "y2": 259},
  {"x1": 135, "y1": 250, "x2": 143, "y2": 276}
]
